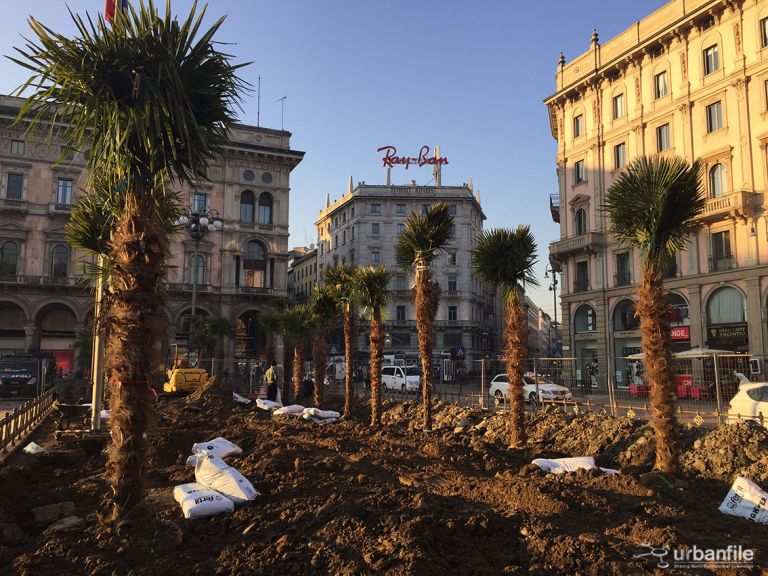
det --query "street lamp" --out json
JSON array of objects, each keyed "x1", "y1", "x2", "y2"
[
  {"x1": 176, "y1": 209, "x2": 222, "y2": 343},
  {"x1": 544, "y1": 264, "x2": 559, "y2": 355}
]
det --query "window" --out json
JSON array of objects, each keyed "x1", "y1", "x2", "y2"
[
  {"x1": 396, "y1": 203, "x2": 406, "y2": 215},
  {"x1": 371, "y1": 223, "x2": 380, "y2": 236},
  {"x1": 333, "y1": 235, "x2": 338, "y2": 249},
  {"x1": 654, "y1": 71, "x2": 668, "y2": 99},
  {"x1": 244, "y1": 240, "x2": 267, "y2": 288},
  {"x1": 573, "y1": 114, "x2": 584, "y2": 137},
  {"x1": 51, "y1": 245, "x2": 69, "y2": 278},
  {"x1": 10, "y1": 140, "x2": 24, "y2": 155},
  {"x1": 656, "y1": 123, "x2": 670, "y2": 152},
  {"x1": 711, "y1": 231, "x2": 732, "y2": 271},
  {"x1": 574, "y1": 305, "x2": 596, "y2": 333},
  {"x1": 444, "y1": 333, "x2": 462, "y2": 347},
  {"x1": 613, "y1": 143, "x2": 626, "y2": 170},
  {"x1": 447, "y1": 278, "x2": 457, "y2": 291},
  {"x1": 615, "y1": 252, "x2": 631, "y2": 286},
  {"x1": 371, "y1": 251, "x2": 381, "y2": 265},
  {"x1": 612, "y1": 93, "x2": 625, "y2": 119},
  {"x1": 447, "y1": 253, "x2": 457, "y2": 266},
  {"x1": 707, "y1": 286, "x2": 745, "y2": 324},
  {"x1": 342, "y1": 212, "x2": 347, "y2": 223},
  {"x1": 448, "y1": 204, "x2": 457, "y2": 215},
  {"x1": 371, "y1": 203, "x2": 381, "y2": 214},
  {"x1": 396, "y1": 305, "x2": 406, "y2": 322},
  {"x1": 706, "y1": 101, "x2": 722, "y2": 132},
  {"x1": 342, "y1": 231, "x2": 347, "y2": 244},
  {"x1": 258, "y1": 192, "x2": 273, "y2": 224},
  {"x1": 193, "y1": 193, "x2": 206, "y2": 213},
  {"x1": 351, "y1": 206, "x2": 355, "y2": 217},
  {"x1": 6, "y1": 173, "x2": 23, "y2": 200},
  {"x1": 240, "y1": 190, "x2": 255, "y2": 223},
  {"x1": 762, "y1": 17, "x2": 768, "y2": 48},
  {"x1": 0, "y1": 241, "x2": 18, "y2": 276},
  {"x1": 421, "y1": 204, "x2": 430, "y2": 215},
  {"x1": 57, "y1": 179, "x2": 73, "y2": 205},
  {"x1": 574, "y1": 260, "x2": 589, "y2": 292},
  {"x1": 191, "y1": 254, "x2": 205, "y2": 285},
  {"x1": 574, "y1": 160, "x2": 585, "y2": 183},
  {"x1": 395, "y1": 276, "x2": 406, "y2": 290},
  {"x1": 703, "y1": 44, "x2": 719, "y2": 75},
  {"x1": 709, "y1": 163, "x2": 727, "y2": 198},
  {"x1": 575, "y1": 208, "x2": 587, "y2": 236},
  {"x1": 334, "y1": 217, "x2": 338, "y2": 228},
  {"x1": 396, "y1": 223, "x2": 405, "y2": 237},
  {"x1": 613, "y1": 299, "x2": 639, "y2": 331},
  {"x1": 448, "y1": 306, "x2": 458, "y2": 322}
]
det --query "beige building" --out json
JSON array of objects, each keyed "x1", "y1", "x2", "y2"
[
  {"x1": 0, "y1": 95, "x2": 303, "y2": 370},
  {"x1": 545, "y1": 0, "x2": 768, "y2": 389},
  {"x1": 288, "y1": 246, "x2": 318, "y2": 303}
]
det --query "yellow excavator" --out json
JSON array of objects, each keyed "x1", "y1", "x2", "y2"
[{"x1": 163, "y1": 344, "x2": 208, "y2": 394}]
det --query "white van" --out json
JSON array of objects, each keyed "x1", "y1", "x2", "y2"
[{"x1": 381, "y1": 365, "x2": 421, "y2": 392}]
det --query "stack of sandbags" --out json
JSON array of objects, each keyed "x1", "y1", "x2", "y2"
[
  {"x1": 273, "y1": 404, "x2": 305, "y2": 416},
  {"x1": 256, "y1": 398, "x2": 282, "y2": 412},
  {"x1": 185, "y1": 437, "x2": 242, "y2": 466},
  {"x1": 719, "y1": 476, "x2": 768, "y2": 524},
  {"x1": 302, "y1": 407, "x2": 340, "y2": 424},
  {"x1": 174, "y1": 482, "x2": 234, "y2": 519},
  {"x1": 194, "y1": 452, "x2": 259, "y2": 505}
]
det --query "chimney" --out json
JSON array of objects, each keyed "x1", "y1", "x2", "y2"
[
  {"x1": 386, "y1": 167, "x2": 391, "y2": 186},
  {"x1": 468, "y1": 177, "x2": 473, "y2": 192},
  {"x1": 325, "y1": 192, "x2": 330, "y2": 208},
  {"x1": 348, "y1": 175, "x2": 353, "y2": 195},
  {"x1": 433, "y1": 146, "x2": 442, "y2": 187}
]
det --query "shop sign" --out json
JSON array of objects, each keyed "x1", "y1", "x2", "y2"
[
  {"x1": 377, "y1": 145, "x2": 449, "y2": 169},
  {"x1": 670, "y1": 326, "x2": 690, "y2": 340},
  {"x1": 707, "y1": 324, "x2": 747, "y2": 340}
]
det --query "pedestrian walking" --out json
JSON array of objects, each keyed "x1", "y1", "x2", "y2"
[{"x1": 264, "y1": 360, "x2": 278, "y2": 402}]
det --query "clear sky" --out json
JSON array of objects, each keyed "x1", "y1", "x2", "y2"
[{"x1": 0, "y1": 0, "x2": 668, "y2": 317}]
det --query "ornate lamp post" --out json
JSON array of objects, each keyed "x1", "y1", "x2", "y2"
[
  {"x1": 544, "y1": 264, "x2": 559, "y2": 356},
  {"x1": 176, "y1": 209, "x2": 222, "y2": 343}
]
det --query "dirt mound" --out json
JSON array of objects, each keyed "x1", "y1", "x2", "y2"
[{"x1": 681, "y1": 420, "x2": 768, "y2": 482}]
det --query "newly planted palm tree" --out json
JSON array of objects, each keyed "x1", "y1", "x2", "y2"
[
  {"x1": 323, "y1": 264, "x2": 357, "y2": 418},
  {"x1": 194, "y1": 316, "x2": 232, "y2": 361},
  {"x1": 395, "y1": 202, "x2": 453, "y2": 431},
  {"x1": 351, "y1": 266, "x2": 392, "y2": 426},
  {"x1": 604, "y1": 155, "x2": 704, "y2": 475},
  {"x1": 279, "y1": 304, "x2": 314, "y2": 404},
  {"x1": 310, "y1": 285, "x2": 338, "y2": 408},
  {"x1": 471, "y1": 226, "x2": 538, "y2": 448},
  {"x1": 258, "y1": 311, "x2": 282, "y2": 363},
  {"x1": 12, "y1": 1, "x2": 246, "y2": 521}
]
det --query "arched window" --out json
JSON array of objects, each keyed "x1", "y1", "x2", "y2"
[
  {"x1": 240, "y1": 190, "x2": 255, "y2": 223},
  {"x1": 666, "y1": 292, "x2": 690, "y2": 326},
  {"x1": 613, "y1": 299, "x2": 639, "y2": 331},
  {"x1": 258, "y1": 192, "x2": 273, "y2": 225},
  {"x1": 0, "y1": 241, "x2": 19, "y2": 276},
  {"x1": 575, "y1": 208, "x2": 587, "y2": 236},
  {"x1": 574, "y1": 304, "x2": 597, "y2": 333},
  {"x1": 707, "y1": 286, "x2": 746, "y2": 324},
  {"x1": 244, "y1": 240, "x2": 267, "y2": 288},
  {"x1": 191, "y1": 254, "x2": 205, "y2": 285},
  {"x1": 51, "y1": 245, "x2": 69, "y2": 278},
  {"x1": 709, "y1": 163, "x2": 727, "y2": 198}
]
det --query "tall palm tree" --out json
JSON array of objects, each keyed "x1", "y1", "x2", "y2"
[
  {"x1": 471, "y1": 227, "x2": 538, "y2": 448},
  {"x1": 279, "y1": 304, "x2": 313, "y2": 404},
  {"x1": 12, "y1": 1, "x2": 246, "y2": 521},
  {"x1": 193, "y1": 316, "x2": 232, "y2": 361},
  {"x1": 323, "y1": 264, "x2": 357, "y2": 418},
  {"x1": 604, "y1": 155, "x2": 704, "y2": 475},
  {"x1": 351, "y1": 266, "x2": 392, "y2": 426},
  {"x1": 310, "y1": 285, "x2": 338, "y2": 408},
  {"x1": 395, "y1": 202, "x2": 453, "y2": 431},
  {"x1": 258, "y1": 311, "x2": 281, "y2": 364}
]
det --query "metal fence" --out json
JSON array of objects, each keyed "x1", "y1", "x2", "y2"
[{"x1": 0, "y1": 388, "x2": 57, "y2": 455}]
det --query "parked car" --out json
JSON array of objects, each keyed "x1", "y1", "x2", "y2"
[
  {"x1": 381, "y1": 365, "x2": 421, "y2": 393},
  {"x1": 489, "y1": 372, "x2": 572, "y2": 404},
  {"x1": 727, "y1": 378, "x2": 768, "y2": 427}
]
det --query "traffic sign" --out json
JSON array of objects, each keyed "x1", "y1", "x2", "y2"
[{"x1": 455, "y1": 346, "x2": 465, "y2": 359}]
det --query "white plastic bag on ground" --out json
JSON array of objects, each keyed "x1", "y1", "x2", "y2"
[
  {"x1": 191, "y1": 437, "x2": 242, "y2": 459},
  {"x1": 180, "y1": 488, "x2": 234, "y2": 519},
  {"x1": 194, "y1": 453, "x2": 258, "y2": 505},
  {"x1": 303, "y1": 407, "x2": 341, "y2": 420},
  {"x1": 173, "y1": 482, "x2": 207, "y2": 504},
  {"x1": 23, "y1": 442, "x2": 44, "y2": 454},
  {"x1": 256, "y1": 398, "x2": 282, "y2": 412},
  {"x1": 233, "y1": 393, "x2": 251, "y2": 404},
  {"x1": 273, "y1": 404, "x2": 305, "y2": 416},
  {"x1": 719, "y1": 476, "x2": 768, "y2": 525},
  {"x1": 302, "y1": 413, "x2": 338, "y2": 425},
  {"x1": 532, "y1": 456, "x2": 597, "y2": 474}
]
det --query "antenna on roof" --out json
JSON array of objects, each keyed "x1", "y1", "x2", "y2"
[
  {"x1": 257, "y1": 75, "x2": 261, "y2": 127},
  {"x1": 276, "y1": 95, "x2": 287, "y2": 130}
]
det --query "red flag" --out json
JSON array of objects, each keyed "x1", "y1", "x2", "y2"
[{"x1": 105, "y1": 0, "x2": 128, "y2": 23}]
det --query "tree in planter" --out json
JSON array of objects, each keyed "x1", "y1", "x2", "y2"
[
  {"x1": 309, "y1": 285, "x2": 338, "y2": 408},
  {"x1": 604, "y1": 155, "x2": 704, "y2": 475},
  {"x1": 323, "y1": 264, "x2": 357, "y2": 418},
  {"x1": 13, "y1": 1, "x2": 246, "y2": 522},
  {"x1": 471, "y1": 226, "x2": 538, "y2": 448},
  {"x1": 351, "y1": 266, "x2": 392, "y2": 426},
  {"x1": 395, "y1": 202, "x2": 453, "y2": 431},
  {"x1": 278, "y1": 304, "x2": 313, "y2": 404}
]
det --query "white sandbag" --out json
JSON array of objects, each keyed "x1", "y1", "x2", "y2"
[
  {"x1": 301, "y1": 413, "x2": 338, "y2": 425},
  {"x1": 180, "y1": 488, "x2": 235, "y2": 519},
  {"x1": 719, "y1": 476, "x2": 768, "y2": 525},
  {"x1": 194, "y1": 453, "x2": 258, "y2": 505},
  {"x1": 256, "y1": 398, "x2": 282, "y2": 411},
  {"x1": 23, "y1": 442, "x2": 45, "y2": 454},
  {"x1": 532, "y1": 456, "x2": 596, "y2": 474},
  {"x1": 599, "y1": 467, "x2": 620, "y2": 475},
  {"x1": 303, "y1": 407, "x2": 341, "y2": 419},
  {"x1": 233, "y1": 393, "x2": 251, "y2": 405},
  {"x1": 273, "y1": 404, "x2": 305, "y2": 416},
  {"x1": 173, "y1": 482, "x2": 207, "y2": 504},
  {"x1": 191, "y1": 437, "x2": 242, "y2": 459},
  {"x1": 100, "y1": 410, "x2": 111, "y2": 421}
]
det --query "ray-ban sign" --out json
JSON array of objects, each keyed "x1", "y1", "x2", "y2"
[{"x1": 377, "y1": 145, "x2": 449, "y2": 169}]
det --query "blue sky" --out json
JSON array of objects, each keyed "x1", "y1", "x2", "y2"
[{"x1": 0, "y1": 0, "x2": 668, "y2": 317}]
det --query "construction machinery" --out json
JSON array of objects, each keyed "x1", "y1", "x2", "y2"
[{"x1": 163, "y1": 344, "x2": 208, "y2": 394}]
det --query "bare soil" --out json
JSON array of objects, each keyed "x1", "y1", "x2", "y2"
[{"x1": 1, "y1": 384, "x2": 767, "y2": 575}]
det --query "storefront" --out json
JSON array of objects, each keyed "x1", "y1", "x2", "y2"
[
  {"x1": 573, "y1": 304, "x2": 598, "y2": 390},
  {"x1": 668, "y1": 292, "x2": 691, "y2": 353},
  {"x1": 705, "y1": 286, "x2": 749, "y2": 353},
  {"x1": 612, "y1": 299, "x2": 640, "y2": 389}
]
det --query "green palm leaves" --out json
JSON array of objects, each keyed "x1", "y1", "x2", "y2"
[
  {"x1": 395, "y1": 202, "x2": 454, "y2": 270},
  {"x1": 471, "y1": 226, "x2": 539, "y2": 296}
]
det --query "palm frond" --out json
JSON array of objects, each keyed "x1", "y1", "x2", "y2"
[
  {"x1": 323, "y1": 264, "x2": 355, "y2": 302},
  {"x1": 395, "y1": 202, "x2": 454, "y2": 270},
  {"x1": 351, "y1": 266, "x2": 392, "y2": 314},
  {"x1": 471, "y1": 226, "x2": 539, "y2": 294}
]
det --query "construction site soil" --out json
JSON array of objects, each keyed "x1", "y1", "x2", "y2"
[{"x1": 1, "y1": 383, "x2": 767, "y2": 575}]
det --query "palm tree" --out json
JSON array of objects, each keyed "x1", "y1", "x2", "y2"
[
  {"x1": 323, "y1": 264, "x2": 357, "y2": 418},
  {"x1": 193, "y1": 316, "x2": 232, "y2": 362},
  {"x1": 395, "y1": 203, "x2": 453, "y2": 431},
  {"x1": 471, "y1": 227, "x2": 538, "y2": 448},
  {"x1": 258, "y1": 311, "x2": 282, "y2": 364},
  {"x1": 12, "y1": 2, "x2": 246, "y2": 521},
  {"x1": 279, "y1": 305, "x2": 313, "y2": 404},
  {"x1": 310, "y1": 285, "x2": 338, "y2": 408},
  {"x1": 351, "y1": 266, "x2": 392, "y2": 426},
  {"x1": 604, "y1": 155, "x2": 704, "y2": 475}
]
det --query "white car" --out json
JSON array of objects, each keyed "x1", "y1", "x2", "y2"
[
  {"x1": 727, "y1": 378, "x2": 768, "y2": 427},
  {"x1": 381, "y1": 365, "x2": 421, "y2": 392},
  {"x1": 489, "y1": 372, "x2": 572, "y2": 404}
]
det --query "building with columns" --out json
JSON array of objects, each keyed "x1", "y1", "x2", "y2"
[
  {"x1": 0, "y1": 95, "x2": 303, "y2": 371},
  {"x1": 544, "y1": 0, "x2": 768, "y2": 389}
]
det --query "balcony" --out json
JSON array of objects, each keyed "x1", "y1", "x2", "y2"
[
  {"x1": 573, "y1": 278, "x2": 590, "y2": 293},
  {"x1": 443, "y1": 289, "x2": 459, "y2": 298},
  {"x1": 696, "y1": 191, "x2": 758, "y2": 224},
  {"x1": 0, "y1": 198, "x2": 27, "y2": 211},
  {"x1": 550, "y1": 194, "x2": 560, "y2": 223},
  {"x1": 167, "y1": 282, "x2": 213, "y2": 292},
  {"x1": 549, "y1": 232, "x2": 605, "y2": 259},
  {"x1": 391, "y1": 289, "x2": 413, "y2": 299},
  {"x1": 0, "y1": 275, "x2": 79, "y2": 288},
  {"x1": 708, "y1": 256, "x2": 734, "y2": 272},
  {"x1": 614, "y1": 271, "x2": 632, "y2": 287},
  {"x1": 48, "y1": 203, "x2": 72, "y2": 215}
]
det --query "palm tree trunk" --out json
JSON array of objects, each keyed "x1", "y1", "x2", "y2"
[
  {"x1": 505, "y1": 289, "x2": 527, "y2": 448},
  {"x1": 343, "y1": 304, "x2": 355, "y2": 418},
  {"x1": 637, "y1": 268, "x2": 680, "y2": 475},
  {"x1": 283, "y1": 341, "x2": 293, "y2": 404},
  {"x1": 313, "y1": 332, "x2": 326, "y2": 408},
  {"x1": 293, "y1": 342, "x2": 305, "y2": 403},
  {"x1": 266, "y1": 332, "x2": 276, "y2": 364},
  {"x1": 102, "y1": 194, "x2": 165, "y2": 522},
  {"x1": 415, "y1": 266, "x2": 438, "y2": 431},
  {"x1": 369, "y1": 308, "x2": 383, "y2": 426}
]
